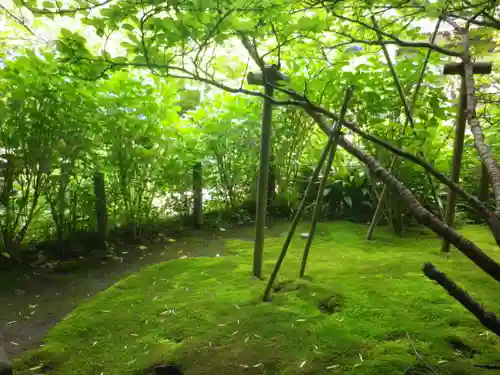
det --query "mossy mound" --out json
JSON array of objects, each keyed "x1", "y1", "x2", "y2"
[{"x1": 14, "y1": 222, "x2": 500, "y2": 375}]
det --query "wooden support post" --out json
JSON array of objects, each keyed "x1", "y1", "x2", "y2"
[
  {"x1": 263, "y1": 87, "x2": 352, "y2": 301},
  {"x1": 299, "y1": 87, "x2": 353, "y2": 278},
  {"x1": 266, "y1": 154, "x2": 276, "y2": 227},
  {"x1": 248, "y1": 65, "x2": 289, "y2": 279},
  {"x1": 267, "y1": 154, "x2": 276, "y2": 208},
  {"x1": 441, "y1": 61, "x2": 492, "y2": 253},
  {"x1": 193, "y1": 162, "x2": 203, "y2": 229},
  {"x1": 93, "y1": 171, "x2": 108, "y2": 246}
]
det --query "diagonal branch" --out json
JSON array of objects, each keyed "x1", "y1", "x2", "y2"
[
  {"x1": 370, "y1": 15, "x2": 444, "y2": 225},
  {"x1": 239, "y1": 31, "x2": 265, "y2": 69},
  {"x1": 424, "y1": 262, "x2": 500, "y2": 336},
  {"x1": 306, "y1": 110, "x2": 500, "y2": 282},
  {"x1": 21, "y1": 0, "x2": 115, "y2": 14},
  {"x1": 325, "y1": 9, "x2": 462, "y2": 57},
  {"x1": 0, "y1": 4, "x2": 40, "y2": 39},
  {"x1": 274, "y1": 85, "x2": 491, "y2": 221}
]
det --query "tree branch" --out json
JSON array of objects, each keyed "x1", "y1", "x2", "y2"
[
  {"x1": 325, "y1": 10, "x2": 462, "y2": 57},
  {"x1": 338, "y1": 132, "x2": 500, "y2": 282},
  {"x1": 274, "y1": 85, "x2": 491, "y2": 221},
  {"x1": 424, "y1": 262, "x2": 500, "y2": 336},
  {"x1": 21, "y1": 0, "x2": 115, "y2": 14}
]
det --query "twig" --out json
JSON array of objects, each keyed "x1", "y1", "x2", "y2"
[
  {"x1": 325, "y1": 9, "x2": 462, "y2": 57},
  {"x1": 405, "y1": 333, "x2": 440, "y2": 375}
]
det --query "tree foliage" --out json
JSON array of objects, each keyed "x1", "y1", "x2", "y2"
[{"x1": 0, "y1": 0, "x2": 498, "y2": 265}]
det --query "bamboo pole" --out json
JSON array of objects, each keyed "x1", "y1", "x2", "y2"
[
  {"x1": 366, "y1": 17, "x2": 443, "y2": 240},
  {"x1": 263, "y1": 87, "x2": 353, "y2": 301},
  {"x1": 299, "y1": 87, "x2": 354, "y2": 278}
]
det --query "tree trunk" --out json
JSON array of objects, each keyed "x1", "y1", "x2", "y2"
[{"x1": 93, "y1": 171, "x2": 108, "y2": 246}]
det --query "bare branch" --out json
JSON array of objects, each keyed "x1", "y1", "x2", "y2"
[
  {"x1": 21, "y1": 0, "x2": 115, "y2": 14},
  {"x1": 424, "y1": 262, "x2": 500, "y2": 336},
  {"x1": 0, "y1": 4, "x2": 40, "y2": 40},
  {"x1": 274, "y1": 85, "x2": 491, "y2": 221},
  {"x1": 239, "y1": 31, "x2": 265, "y2": 69},
  {"x1": 325, "y1": 9, "x2": 462, "y2": 57}
]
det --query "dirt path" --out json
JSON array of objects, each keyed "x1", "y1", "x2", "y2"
[{"x1": 0, "y1": 227, "x2": 253, "y2": 358}]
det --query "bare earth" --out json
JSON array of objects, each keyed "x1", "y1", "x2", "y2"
[{"x1": 0, "y1": 228, "x2": 242, "y2": 358}]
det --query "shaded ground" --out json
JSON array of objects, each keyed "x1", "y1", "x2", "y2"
[
  {"x1": 11, "y1": 222, "x2": 500, "y2": 375},
  {"x1": 0, "y1": 224, "x2": 266, "y2": 358}
]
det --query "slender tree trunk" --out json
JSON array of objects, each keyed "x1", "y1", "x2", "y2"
[{"x1": 94, "y1": 171, "x2": 108, "y2": 246}]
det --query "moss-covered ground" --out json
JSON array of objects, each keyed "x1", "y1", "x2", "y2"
[{"x1": 13, "y1": 222, "x2": 500, "y2": 374}]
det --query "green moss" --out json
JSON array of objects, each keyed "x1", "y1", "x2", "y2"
[{"x1": 14, "y1": 222, "x2": 500, "y2": 374}]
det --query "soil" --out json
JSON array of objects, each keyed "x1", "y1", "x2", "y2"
[{"x1": 0, "y1": 227, "x2": 253, "y2": 358}]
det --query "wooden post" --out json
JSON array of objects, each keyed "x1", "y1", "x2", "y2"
[
  {"x1": 441, "y1": 62, "x2": 492, "y2": 253},
  {"x1": 266, "y1": 155, "x2": 276, "y2": 226},
  {"x1": 193, "y1": 162, "x2": 203, "y2": 229},
  {"x1": 248, "y1": 65, "x2": 289, "y2": 279},
  {"x1": 267, "y1": 154, "x2": 276, "y2": 208},
  {"x1": 299, "y1": 87, "x2": 353, "y2": 278},
  {"x1": 93, "y1": 171, "x2": 108, "y2": 246}
]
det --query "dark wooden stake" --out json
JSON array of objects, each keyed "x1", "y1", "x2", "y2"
[
  {"x1": 423, "y1": 262, "x2": 500, "y2": 336},
  {"x1": 442, "y1": 61, "x2": 492, "y2": 252},
  {"x1": 299, "y1": 87, "x2": 353, "y2": 278},
  {"x1": 263, "y1": 87, "x2": 352, "y2": 301},
  {"x1": 193, "y1": 162, "x2": 203, "y2": 229},
  {"x1": 93, "y1": 171, "x2": 108, "y2": 246},
  {"x1": 267, "y1": 154, "x2": 276, "y2": 208},
  {"x1": 249, "y1": 66, "x2": 288, "y2": 279}
]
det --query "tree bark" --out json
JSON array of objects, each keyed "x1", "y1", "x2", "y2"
[
  {"x1": 423, "y1": 262, "x2": 500, "y2": 336},
  {"x1": 93, "y1": 171, "x2": 108, "y2": 247},
  {"x1": 461, "y1": 31, "x2": 500, "y2": 244},
  {"x1": 478, "y1": 163, "x2": 490, "y2": 204},
  {"x1": 303, "y1": 106, "x2": 500, "y2": 282},
  {"x1": 339, "y1": 135, "x2": 500, "y2": 282}
]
